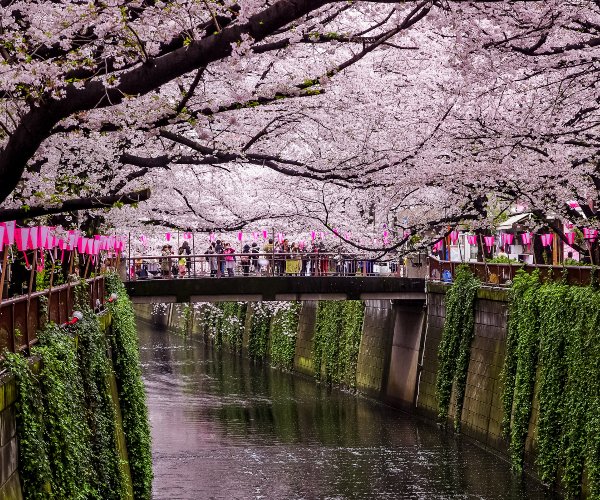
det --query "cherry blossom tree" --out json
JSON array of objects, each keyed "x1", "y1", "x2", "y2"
[{"x1": 2, "y1": 0, "x2": 599, "y2": 253}]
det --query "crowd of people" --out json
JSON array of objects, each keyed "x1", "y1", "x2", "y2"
[{"x1": 132, "y1": 238, "x2": 397, "y2": 279}]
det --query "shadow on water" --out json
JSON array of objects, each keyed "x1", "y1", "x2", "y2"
[{"x1": 137, "y1": 319, "x2": 555, "y2": 500}]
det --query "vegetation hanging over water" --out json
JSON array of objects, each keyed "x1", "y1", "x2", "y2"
[
  {"x1": 3, "y1": 280, "x2": 130, "y2": 499},
  {"x1": 312, "y1": 301, "x2": 365, "y2": 387},
  {"x1": 106, "y1": 273, "x2": 153, "y2": 500},
  {"x1": 269, "y1": 302, "x2": 301, "y2": 370},
  {"x1": 200, "y1": 301, "x2": 301, "y2": 371},
  {"x1": 248, "y1": 303, "x2": 272, "y2": 359},
  {"x1": 435, "y1": 265, "x2": 480, "y2": 429},
  {"x1": 502, "y1": 270, "x2": 600, "y2": 498}
]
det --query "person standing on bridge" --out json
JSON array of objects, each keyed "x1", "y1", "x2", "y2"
[
  {"x1": 224, "y1": 243, "x2": 236, "y2": 277},
  {"x1": 161, "y1": 244, "x2": 173, "y2": 278},
  {"x1": 241, "y1": 244, "x2": 251, "y2": 276},
  {"x1": 206, "y1": 243, "x2": 218, "y2": 277},
  {"x1": 215, "y1": 240, "x2": 225, "y2": 277}
]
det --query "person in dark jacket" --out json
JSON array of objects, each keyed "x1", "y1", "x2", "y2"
[{"x1": 241, "y1": 244, "x2": 251, "y2": 276}]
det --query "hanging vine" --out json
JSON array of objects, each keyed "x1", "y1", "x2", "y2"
[
  {"x1": 221, "y1": 302, "x2": 246, "y2": 351},
  {"x1": 502, "y1": 270, "x2": 600, "y2": 498},
  {"x1": 312, "y1": 301, "x2": 364, "y2": 387},
  {"x1": 3, "y1": 279, "x2": 132, "y2": 500},
  {"x1": 269, "y1": 302, "x2": 301, "y2": 370},
  {"x1": 435, "y1": 265, "x2": 480, "y2": 430},
  {"x1": 248, "y1": 303, "x2": 271, "y2": 359},
  {"x1": 105, "y1": 273, "x2": 153, "y2": 500}
]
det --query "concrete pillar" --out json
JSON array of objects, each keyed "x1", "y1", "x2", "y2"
[
  {"x1": 355, "y1": 300, "x2": 396, "y2": 397},
  {"x1": 384, "y1": 300, "x2": 426, "y2": 409},
  {"x1": 293, "y1": 301, "x2": 318, "y2": 376}
]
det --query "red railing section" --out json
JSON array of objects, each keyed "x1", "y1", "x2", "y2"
[
  {"x1": 0, "y1": 276, "x2": 105, "y2": 354},
  {"x1": 428, "y1": 257, "x2": 596, "y2": 286}
]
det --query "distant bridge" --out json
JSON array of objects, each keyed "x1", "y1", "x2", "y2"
[{"x1": 125, "y1": 276, "x2": 426, "y2": 303}]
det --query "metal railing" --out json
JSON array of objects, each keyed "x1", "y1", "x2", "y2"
[
  {"x1": 125, "y1": 252, "x2": 405, "y2": 280},
  {"x1": 428, "y1": 257, "x2": 596, "y2": 286},
  {"x1": 0, "y1": 276, "x2": 105, "y2": 354}
]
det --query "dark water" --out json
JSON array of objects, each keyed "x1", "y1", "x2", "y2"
[{"x1": 138, "y1": 320, "x2": 552, "y2": 500}]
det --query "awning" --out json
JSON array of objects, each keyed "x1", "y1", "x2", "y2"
[{"x1": 497, "y1": 212, "x2": 531, "y2": 230}]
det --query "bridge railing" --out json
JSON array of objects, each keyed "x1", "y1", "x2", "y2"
[
  {"x1": 428, "y1": 257, "x2": 595, "y2": 286},
  {"x1": 125, "y1": 252, "x2": 404, "y2": 280},
  {"x1": 0, "y1": 276, "x2": 105, "y2": 354}
]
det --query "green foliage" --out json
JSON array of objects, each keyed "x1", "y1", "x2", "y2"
[
  {"x1": 73, "y1": 296, "x2": 128, "y2": 499},
  {"x1": 435, "y1": 265, "x2": 480, "y2": 429},
  {"x1": 221, "y1": 302, "x2": 247, "y2": 351},
  {"x1": 201, "y1": 303, "x2": 225, "y2": 347},
  {"x1": 248, "y1": 303, "x2": 272, "y2": 359},
  {"x1": 487, "y1": 255, "x2": 518, "y2": 264},
  {"x1": 176, "y1": 303, "x2": 193, "y2": 337},
  {"x1": 502, "y1": 270, "x2": 600, "y2": 497},
  {"x1": 4, "y1": 290, "x2": 130, "y2": 500},
  {"x1": 269, "y1": 302, "x2": 301, "y2": 370},
  {"x1": 313, "y1": 301, "x2": 364, "y2": 387},
  {"x1": 563, "y1": 258, "x2": 589, "y2": 266},
  {"x1": 34, "y1": 325, "x2": 95, "y2": 499},
  {"x1": 2, "y1": 353, "x2": 52, "y2": 499},
  {"x1": 105, "y1": 273, "x2": 153, "y2": 500}
]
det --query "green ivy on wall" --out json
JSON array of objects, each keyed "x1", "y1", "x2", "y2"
[
  {"x1": 3, "y1": 352, "x2": 52, "y2": 499},
  {"x1": 312, "y1": 301, "x2": 364, "y2": 387},
  {"x1": 106, "y1": 273, "x2": 154, "y2": 500},
  {"x1": 435, "y1": 265, "x2": 480, "y2": 430},
  {"x1": 175, "y1": 303, "x2": 193, "y2": 338},
  {"x1": 73, "y1": 281, "x2": 129, "y2": 499},
  {"x1": 248, "y1": 303, "x2": 272, "y2": 359},
  {"x1": 502, "y1": 270, "x2": 600, "y2": 498},
  {"x1": 269, "y1": 302, "x2": 301, "y2": 371},
  {"x1": 3, "y1": 280, "x2": 132, "y2": 500},
  {"x1": 201, "y1": 303, "x2": 225, "y2": 347},
  {"x1": 221, "y1": 302, "x2": 247, "y2": 351}
]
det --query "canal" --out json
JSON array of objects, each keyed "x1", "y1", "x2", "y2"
[{"x1": 137, "y1": 319, "x2": 552, "y2": 499}]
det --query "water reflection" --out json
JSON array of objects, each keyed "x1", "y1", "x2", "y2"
[{"x1": 138, "y1": 319, "x2": 553, "y2": 500}]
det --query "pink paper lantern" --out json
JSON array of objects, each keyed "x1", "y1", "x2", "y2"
[
  {"x1": 521, "y1": 232, "x2": 531, "y2": 245},
  {"x1": 311, "y1": 231, "x2": 316, "y2": 241},
  {"x1": 566, "y1": 232, "x2": 576, "y2": 245},
  {"x1": 262, "y1": 230, "x2": 268, "y2": 239},
  {"x1": 29, "y1": 227, "x2": 39, "y2": 250},
  {"x1": 166, "y1": 232, "x2": 171, "y2": 241},
  {"x1": 16, "y1": 228, "x2": 30, "y2": 251},
  {"x1": 484, "y1": 236, "x2": 495, "y2": 250},
  {"x1": 1, "y1": 221, "x2": 15, "y2": 246},
  {"x1": 209, "y1": 233, "x2": 216, "y2": 242},
  {"x1": 237, "y1": 231, "x2": 243, "y2": 242},
  {"x1": 467, "y1": 235, "x2": 477, "y2": 246},
  {"x1": 450, "y1": 231, "x2": 459, "y2": 244},
  {"x1": 541, "y1": 233, "x2": 554, "y2": 247},
  {"x1": 0, "y1": 226, "x2": 4, "y2": 251}
]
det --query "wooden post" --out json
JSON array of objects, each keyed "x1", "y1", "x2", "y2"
[
  {"x1": 25, "y1": 251, "x2": 37, "y2": 351},
  {"x1": 0, "y1": 248, "x2": 8, "y2": 305},
  {"x1": 47, "y1": 250, "x2": 56, "y2": 320}
]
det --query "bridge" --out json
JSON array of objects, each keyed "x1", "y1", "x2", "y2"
[{"x1": 125, "y1": 276, "x2": 426, "y2": 303}]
